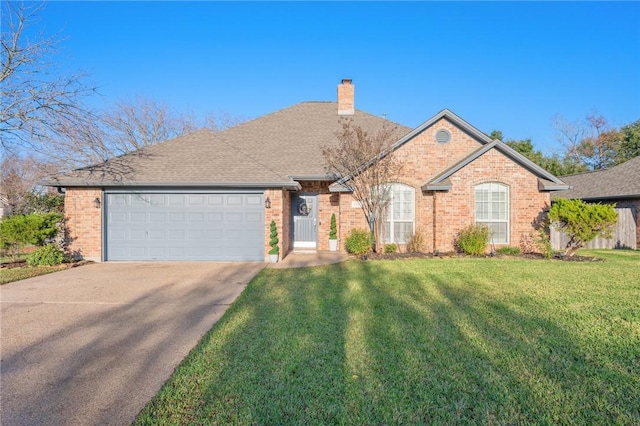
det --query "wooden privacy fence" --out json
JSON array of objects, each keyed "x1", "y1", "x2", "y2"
[{"x1": 551, "y1": 207, "x2": 637, "y2": 250}]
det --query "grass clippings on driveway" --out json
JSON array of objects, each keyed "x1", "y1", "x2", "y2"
[
  {"x1": 0, "y1": 265, "x2": 64, "y2": 284},
  {"x1": 0, "y1": 261, "x2": 93, "y2": 285},
  {"x1": 135, "y1": 250, "x2": 640, "y2": 425}
]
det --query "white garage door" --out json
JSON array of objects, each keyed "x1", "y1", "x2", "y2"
[{"x1": 105, "y1": 192, "x2": 264, "y2": 261}]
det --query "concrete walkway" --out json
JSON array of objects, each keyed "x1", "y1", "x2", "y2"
[
  {"x1": 0, "y1": 262, "x2": 264, "y2": 426},
  {"x1": 269, "y1": 251, "x2": 351, "y2": 269}
]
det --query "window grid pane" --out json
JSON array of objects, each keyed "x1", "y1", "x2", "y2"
[
  {"x1": 475, "y1": 183, "x2": 509, "y2": 244},
  {"x1": 384, "y1": 184, "x2": 415, "y2": 244}
]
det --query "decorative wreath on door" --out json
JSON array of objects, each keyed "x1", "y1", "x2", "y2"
[{"x1": 297, "y1": 201, "x2": 310, "y2": 216}]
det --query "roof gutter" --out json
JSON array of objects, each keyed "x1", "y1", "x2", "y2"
[{"x1": 41, "y1": 180, "x2": 302, "y2": 191}]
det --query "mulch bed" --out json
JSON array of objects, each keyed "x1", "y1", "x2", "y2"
[{"x1": 363, "y1": 252, "x2": 604, "y2": 262}]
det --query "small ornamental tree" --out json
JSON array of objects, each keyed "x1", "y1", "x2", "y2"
[
  {"x1": 548, "y1": 198, "x2": 618, "y2": 257},
  {"x1": 329, "y1": 213, "x2": 337, "y2": 240},
  {"x1": 322, "y1": 118, "x2": 403, "y2": 253},
  {"x1": 268, "y1": 220, "x2": 279, "y2": 255}
]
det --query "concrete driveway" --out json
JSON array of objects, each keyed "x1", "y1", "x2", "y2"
[{"x1": 0, "y1": 262, "x2": 264, "y2": 426}]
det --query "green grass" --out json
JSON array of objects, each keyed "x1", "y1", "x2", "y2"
[
  {"x1": 0, "y1": 265, "x2": 63, "y2": 284},
  {"x1": 135, "y1": 250, "x2": 640, "y2": 425}
]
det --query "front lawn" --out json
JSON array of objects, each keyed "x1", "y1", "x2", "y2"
[{"x1": 135, "y1": 250, "x2": 640, "y2": 425}]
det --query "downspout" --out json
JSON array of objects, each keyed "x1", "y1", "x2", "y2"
[{"x1": 433, "y1": 192, "x2": 438, "y2": 254}]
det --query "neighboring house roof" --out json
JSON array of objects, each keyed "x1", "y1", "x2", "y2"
[
  {"x1": 422, "y1": 139, "x2": 569, "y2": 191},
  {"x1": 552, "y1": 155, "x2": 640, "y2": 200},
  {"x1": 43, "y1": 102, "x2": 411, "y2": 188}
]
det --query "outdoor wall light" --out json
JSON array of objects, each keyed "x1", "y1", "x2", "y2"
[
  {"x1": 93, "y1": 197, "x2": 101, "y2": 209},
  {"x1": 265, "y1": 197, "x2": 271, "y2": 209}
]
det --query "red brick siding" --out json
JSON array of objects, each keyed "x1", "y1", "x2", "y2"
[
  {"x1": 296, "y1": 181, "x2": 341, "y2": 251},
  {"x1": 64, "y1": 188, "x2": 102, "y2": 261},
  {"x1": 264, "y1": 189, "x2": 287, "y2": 261},
  {"x1": 433, "y1": 149, "x2": 550, "y2": 252},
  {"x1": 333, "y1": 117, "x2": 551, "y2": 253}
]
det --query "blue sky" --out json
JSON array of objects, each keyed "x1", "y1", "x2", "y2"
[{"x1": 29, "y1": 1, "x2": 640, "y2": 155}]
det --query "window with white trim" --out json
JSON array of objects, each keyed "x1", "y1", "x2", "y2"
[
  {"x1": 475, "y1": 182, "x2": 509, "y2": 244},
  {"x1": 383, "y1": 183, "x2": 415, "y2": 244}
]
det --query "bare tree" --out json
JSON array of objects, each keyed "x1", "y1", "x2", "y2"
[
  {"x1": 323, "y1": 118, "x2": 402, "y2": 253},
  {"x1": 102, "y1": 96, "x2": 188, "y2": 154},
  {"x1": 552, "y1": 112, "x2": 623, "y2": 171},
  {"x1": 578, "y1": 114, "x2": 621, "y2": 170},
  {"x1": 42, "y1": 95, "x2": 250, "y2": 170},
  {"x1": 551, "y1": 114, "x2": 587, "y2": 166},
  {"x1": 202, "y1": 111, "x2": 249, "y2": 132},
  {"x1": 1, "y1": 1, "x2": 96, "y2": 154},
  {"x1": 0, "y1": 153, "x2": 60, "y2": 213}
]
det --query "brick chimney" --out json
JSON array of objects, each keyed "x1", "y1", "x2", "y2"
[{"x1": 337, "y1": 79, "x2": 354, "y2": 115}]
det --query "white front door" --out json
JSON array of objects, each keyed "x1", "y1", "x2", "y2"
[{"x1": 292, "y1": 193, "x2": 318, "y2": 248}]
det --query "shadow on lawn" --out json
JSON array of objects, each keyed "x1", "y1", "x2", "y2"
[
  {"x1": 354, "y1": 260, "x2": 638, "y2": 424},
  {"x1": 185, "y1": 262, "x2": 353, "y2": 424},
  {"x1": 139, "y1": 258, "x2": 639, "y2": 424}
]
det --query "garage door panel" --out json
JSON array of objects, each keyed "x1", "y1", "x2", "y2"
[
  {"x1": 168, "y1": 247, "x2": 185, "y2": 257},
  {"x1": 111, "y1": 212, "x2": 128, "y2": 223},
  {"x1": 167, "y1": 230, "x2": 184, "y2": 240},
  {"x1": 130, "y1": 212, "x2": 146, "y2": 222},
  {"x1": 169, "y1": 195, "x2": 185, "y2": 206},
  {"x1": 246, "y1": 194, "x2": 262, "y2": 206},
  {"x1": 149, "y1": 230, "x2": 166, "y2": 240},
  {"x1": 208, "y1": 212, "x2": 224, "y2": 223},
  {"x1": 207, "y1": 195, "x2": 224, "y2": 206},
  {"x1": 106, "y1": 193, "x2": 264, "y2": 261},
  {"x1": 130, "y1": 230, "x2": 146, "y2": 240},
  {"x1": 246, "y1": 212, "x2": 262, "y2": 223},
  {"x1": 169, "y1": 212, "x2": 185, "y2": 222},
  {"x1": 189, "y1": 195, "x2": 205, "y2": 206},
  {"x1": 149, "y1": 212, "x2": 166, "y2": 222},
  {"x1": 130, "y1": 195, "x2": 149, "y2": 206},
  {"x1": 129, "y1": 247, "x2": 147, "y2": 257},
  {"x1": 205, "y1": 229, "x2": 224, "y2": 239}
]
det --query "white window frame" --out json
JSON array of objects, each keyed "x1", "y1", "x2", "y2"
[
  {"x1": 383, "y1": 183, "x2": 415, "y2": 244},
  {"x1": 475, "y1": 182, "x2": 509, "y2": 244}
]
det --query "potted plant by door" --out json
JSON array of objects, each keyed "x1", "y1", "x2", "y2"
[
  {"x1": 269, "y1": 220, "x2": 279, "y2": 263},
  {"x1": 329, "y1": 213, "x2": 338, "y2": 251}
]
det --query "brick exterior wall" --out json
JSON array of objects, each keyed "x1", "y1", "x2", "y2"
[
  {"x1": 64, "y1": 188, "x2": 103, "y2": 261},
  {"x1": 64, "y1": 119, "x2": 557, "y2": 260},
  {"x1": 264, "y1": 189, "x2": 289, "y2": 261},
  {"x1": 331, "y1": 117, "x2": 552, "y2": 253},
  {"x1": 296, "y1": 181, "x2": 341, "y2": 251},
  {"x1": 432, "y1": 149, "x2": 550, "y2": 252}
]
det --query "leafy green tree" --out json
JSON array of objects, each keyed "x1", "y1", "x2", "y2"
[
  {"x1": 504, "y1": 138, "x2": 585, "y2": 176},
  {"x1": 0, "y1": 212, "x2": 63, "y2": 260},
  {"x1": 619, "y1": 119, "x2": 640, "y2": 161},
  {"x1": 548, "y1": 198, "x2": 618, "y2": 257},
  {"x1": 489, "y1": 130, "x2": 503, "y2": 140}
]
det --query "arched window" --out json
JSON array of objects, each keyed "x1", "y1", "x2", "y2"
[
  {"x1": 475, "y1": 182, "x2": 509, "y2": 244},
  {"x1": 383, "y1": 183, "x2": 415, "y2": 244}
]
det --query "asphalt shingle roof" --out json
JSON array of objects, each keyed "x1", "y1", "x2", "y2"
[
  {"x1": 45, "y1": 102, "x2": 411, "y2": 187},
  {"x1": 552, "y1": 156, "x2": 640, "y2": 200}
]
